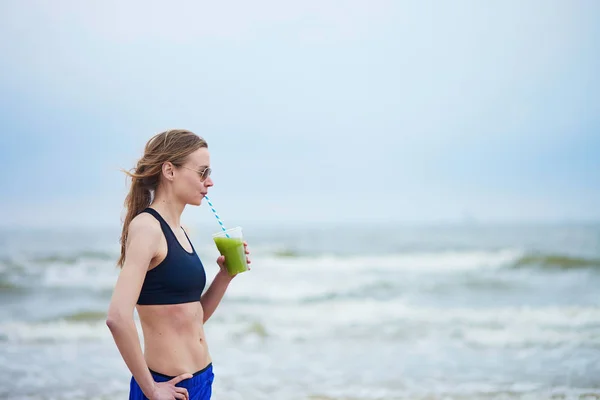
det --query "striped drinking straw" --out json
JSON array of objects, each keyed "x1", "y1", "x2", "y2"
[{"x1": 204, "y1": 195, "x2": 230, "y2": 238}]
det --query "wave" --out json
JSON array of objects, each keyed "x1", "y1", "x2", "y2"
[
  {"x1": 261, "y1": 249, "x2": 522, "y2": 271},
  {"x1": 272, "y1": 249, "x2": 302, "y2": 258},
  {"x1": 2, "y1": 303, "x2": 598, "y2": 348},
  {"x1": 58, "y1": 310, "x2": 108, "y2": 322},
  {"x1": 0, "y1": 318, "x2": 144, "y2": 343},
  {"x1": 0, "y1": 320, "x2": 111, "y2": 343},
  {"x1": 205, "y1": 302, "x2": 600, "y2": 350},
  {"x1": 31, "y1": 251, "x2": 115, "y2": 265},
  {"x1": 0, "y1": 257, "x2": 26, "y2": 272},
  {"x1": 0, "y1": 280, "x2": 23, "y2": 292},
  {"x1": 513, "y1": 253, "x2": 600, "y2": 270},
  {"x1": 261, "y1": 249, "x2": 600, "y2": 272},
  {"x1": 301, "y1": 281, "x2": 397, "y2": 303},
  {"x1": 1, "y1": 248, "x2": 598, "y2": 296},
  {"x1": 0, "y1": 255, "x2": 119, "y2": 292},
  {"x1": 0, "y1": 310, "x2": 110, "y2": 343},
  {"x1": 0, "y1": 249, "x2": 520, "y2": 295},
  {"x1": 297, "y1": 279, "x2": 517, "y2": 304},
  {"x1": 0, "y1": 251, "x2": 115, "y2": 270}
]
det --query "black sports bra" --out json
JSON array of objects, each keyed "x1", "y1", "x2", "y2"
[{"x1": 136, "y1": 208, "x2": 206, "y2": 305}]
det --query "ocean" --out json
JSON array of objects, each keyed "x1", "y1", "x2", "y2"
[{"x1": 0, "y1": 222, "x2": 599, "y2": 399}]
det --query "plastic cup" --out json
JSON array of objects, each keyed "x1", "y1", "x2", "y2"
[{"x1": 212, "y1": 227, "x2": 248, "y2": 276}]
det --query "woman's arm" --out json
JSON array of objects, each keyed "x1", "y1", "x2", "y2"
[
  {"x1": 106, "y1": 215, "x2": 161, "y2": 398},
  {"x1": 201, "y1": 243, "x2": 251, "y2": 323},
  {"x1": 200, "y1": 266, "x2": 233, "y2": 323}
]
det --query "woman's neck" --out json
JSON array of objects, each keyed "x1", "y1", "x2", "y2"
[{"x1": 150, "y1": 195, "x2": 185, "y2": 228}]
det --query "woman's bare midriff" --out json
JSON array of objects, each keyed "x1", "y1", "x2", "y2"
[{"x1": 137, "y1": 301, "x2": 211, "y2": 376}]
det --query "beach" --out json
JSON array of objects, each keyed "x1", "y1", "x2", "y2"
[{"x1": 1, "y1": 222, "x2": 599, "y2": 399}]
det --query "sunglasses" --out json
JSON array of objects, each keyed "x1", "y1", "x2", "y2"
[{"x1": 181, "y1": 166, "x2": 212, "y2": 181}]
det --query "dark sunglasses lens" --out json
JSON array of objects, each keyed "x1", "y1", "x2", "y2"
[{"x1": 202, "y1": 168, "x2": 211, "y2": 180}]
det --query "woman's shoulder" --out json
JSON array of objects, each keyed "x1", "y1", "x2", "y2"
[{"x1": 128, "y1": 211, "x2": 163, "y2": 241}]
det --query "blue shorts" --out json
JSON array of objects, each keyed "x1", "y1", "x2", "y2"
[{"x1": 129, "y1": 363, "x2": 214, "y2": 400}]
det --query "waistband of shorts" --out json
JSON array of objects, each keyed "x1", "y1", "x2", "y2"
[{"x1": 149, "y1": 362, "x2": 213, "y2": 381}]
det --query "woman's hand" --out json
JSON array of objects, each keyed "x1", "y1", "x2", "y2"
[
  {"x1": 149, "y1": 373, "x2": 192, "y2": 400},
  {"x1": 216, "y1": 241, "x2": 252, "y2": 278}
]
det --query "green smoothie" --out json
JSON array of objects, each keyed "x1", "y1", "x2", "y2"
[{"x1": 213, "y1": 236, "x2": 248, "y2": 276}]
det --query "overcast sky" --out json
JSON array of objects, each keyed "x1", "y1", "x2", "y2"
[{"x1": 1, "y1": 0, "x2": 599, "y2": 228}]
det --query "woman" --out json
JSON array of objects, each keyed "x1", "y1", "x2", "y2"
[{"x1": 106, "y1": 129, "x2": 250, "y2": 400}]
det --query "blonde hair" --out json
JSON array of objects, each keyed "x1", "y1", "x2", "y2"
[{"x1": 117, "y1": 129, "x2": 207, "y2": 267}]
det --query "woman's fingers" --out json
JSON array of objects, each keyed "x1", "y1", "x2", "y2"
[
  {"x1": 168, "y1": 373, "x2": 193, "y2": 386},
  {"x1": 174, "y1": 387, "x2": 189, "y2": 400}
]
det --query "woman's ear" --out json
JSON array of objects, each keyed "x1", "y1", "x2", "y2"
[{"x1": 162, "y1": 161, "x2": 175, "y2": 181}]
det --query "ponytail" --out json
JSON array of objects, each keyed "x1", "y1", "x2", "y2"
[{"x1": 117, "y1": 172, "x2": 153, "y2": 267}]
